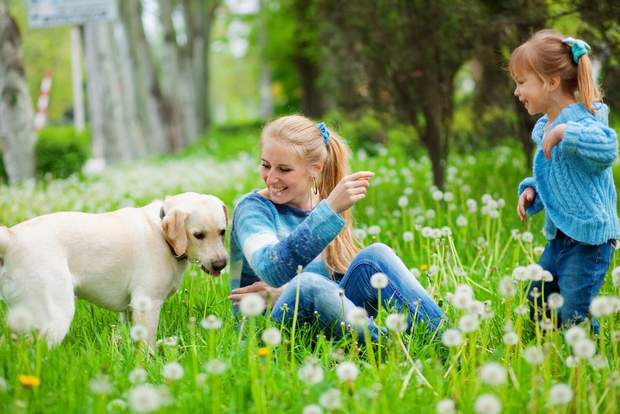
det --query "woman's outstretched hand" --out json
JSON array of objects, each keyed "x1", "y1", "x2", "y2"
[
  {"x1": 229, "y1": 281, "x2": 284, "y2": 306},
  {"x1": 325, "y1": 171, "x2": 374, "y2": 213}
]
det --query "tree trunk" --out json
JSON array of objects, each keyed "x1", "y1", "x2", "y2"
[
  {"x1": 0, "y1": 5, "x2": 35, "y2": 184},
  {"x1": 119, "y1": 0, "x2": 169, "y2": 153},
  {"x1": 292, "y1": 0, "x2": 325, "y2": 118},
  {"x1": 84, "y1": 22, "x2": 134, "y2": 163}
]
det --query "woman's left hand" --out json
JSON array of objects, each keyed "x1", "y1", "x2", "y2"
[
  {"x1": 229, "y1": 281, "x2": 285, "y2": 306},
  {"x1": 543, "y1": 123, "x2": 567, "y2": 160}
]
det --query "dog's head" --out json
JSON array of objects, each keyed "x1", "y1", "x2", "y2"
[{"x1": 161, "y1": 193, "x2": 228, "y2": 276}]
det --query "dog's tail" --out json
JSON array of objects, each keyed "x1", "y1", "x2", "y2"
[{"x1": 0, "y1": 226, "x2": 10, "y2": 259}]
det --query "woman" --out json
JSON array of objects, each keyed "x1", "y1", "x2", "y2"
[{"x1": 228, "y1": 115, "x2": 444, "y2": 339}]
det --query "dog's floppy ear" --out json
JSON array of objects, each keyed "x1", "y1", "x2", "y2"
[
  {"x1": 222, "y1": 203, "x2": 229, "y2": 227},
  {"x1": 161, "y1": 208, "x2": 189, "y2": 257}
]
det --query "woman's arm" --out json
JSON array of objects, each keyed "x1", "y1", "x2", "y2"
[{"x1": 233, "y1": 196, "x2": 345, "y2": 287}]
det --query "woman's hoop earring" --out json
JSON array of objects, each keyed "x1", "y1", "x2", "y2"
[{"x1": 311, "y1": 176, "x2": 319, "y2": 195}]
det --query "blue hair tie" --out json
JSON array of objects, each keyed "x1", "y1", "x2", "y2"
[
  {"x1": 316, "y1": 122, "x2": 330, "y2": 145},
  {"x1": 562, "y1": 37, "x2": 591, "y2": 64}
]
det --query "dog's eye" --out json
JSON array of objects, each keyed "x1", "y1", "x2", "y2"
[
  {"x1": 193, "y1": 232, "x2": 206, "y2": 240},
  {"x1": 219, "y1": 229, "x2": 225, "y2": 237}
]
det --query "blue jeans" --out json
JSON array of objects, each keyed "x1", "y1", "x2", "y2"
[
  {"x1": 271, "y1": 243, "x2": 445, "y2": 339},
  {"x1": 527, "y1": 230, "x2": 615, "y2": 333}
]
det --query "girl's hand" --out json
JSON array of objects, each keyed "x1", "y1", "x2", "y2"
[
  {"x1": 229, "y1": 281, "x2": 285, "y2": 306},
  {"x1": 517, "y1": 187, "x2": 536, "y2": 222},
  {"x1": 543, "y1": 123, "x2": 567, "y2": 160},
  {"x1": 325, "y1": 171, "x2": 374, "y2": 213}
]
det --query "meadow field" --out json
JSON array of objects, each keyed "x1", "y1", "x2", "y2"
[{"x1": 1, "y1": 127, "x2": 619, "y2": 414}]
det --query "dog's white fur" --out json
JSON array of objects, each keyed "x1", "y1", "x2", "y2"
[{"x1": 0, "y1": 192, "x2": 228, "y2": 349}]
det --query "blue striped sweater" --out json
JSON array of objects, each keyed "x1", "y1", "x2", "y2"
[
  {"x1": 518, "y1": 102, "x2": 620, "y2": 244},
  {"x1": 230, "y1": 191, "x2": 345, "y2": 290}
]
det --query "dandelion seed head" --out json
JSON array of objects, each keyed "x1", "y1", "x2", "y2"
[
  {"x1": 319, "y1": 388, "x2": 342, "y2": 411},
  {"x1": 385, "y1": 313, "x2": 408, "y2": 333},
  {"x1": 459, "y1": 314, "x2": 480, "y2": 333},
  {"x1": 239, "y1": 293, "x2": 266, "y2": 316},
  {"x1": 441, "y1": 329, "x2": 463, "y2": 347},
  {"x1": 403, "y1": 231, "x2": 414, "y2": 242},
  {"x1": 503, "y1": 331, "x2": 519, "y2": 346},
  {"x1": 590, "y1": 296, "x2": 613, "y2": 317},
  {"x1": 436, "y1": 399, "x2": 456, "y2": 414},
  {"x1": 521, "y1": 231, "x2": 533, "y2": 243},
  {"x1": 346, "y1": 307, "x2": 368, "y2": 328},
  {"x1": 303, "y1": 404, "x2": 323, "y2": 414},
  {"x1": 572, "y1": 338, "x2": 596, "y2": 359},
  {"x1": 526, "y1": 263, "x2": 543, "y2": 281},
  {"x1": 261, "y1": 327, "x2": 282, "y2": 346},
  {"x1": 128, "y1": 384, "x2": 161, "y2": 413},
  {"x1": 549, "y1": 383, "x2": 573, "y2": 405},
  {"x1": 162, "y1": 362, "x2": 184, "y2": 381},
  {"x1": 474, "y1": 393, "x2": 501, "y2": 414},
  {"x1": 89, "y1": 375, "x2": 112, "y2": 395},
  {"x1": 498, "y1": 277, "x2": 516, "y2": 297},
  {"x1": 456, "y1": 215, "x2": 468, "y2": 227},
  {"x1": 335, "y1": 361, "x2": 359, "y2": 382},
  {"x1": 298, "y1": 362, "x2": 324, "y2": 385},
  {"x1": 370, "y1": 273, "x2": 389, "y2": 289},
  {"x1": 479, "y1": 362, "x2": 507, "y2": 386},
  {"x1": 200, "y1": 315, "x2": 223, "y2": 330},
  {"x1": 129, "y1": 367, "x2": 148, "y2": 384},
  {"x1": 523, "y1": 346, "x2": 544, "y2": 365},
  {"x1": 203, "y1": 359, "x2": 227, "y2": 375},
  {"x1": 564, "y1": 326, "x2": 586, "y2": 346},
  {"x1": 547, "y1": 293, "x2": 564, "y2": 310}
]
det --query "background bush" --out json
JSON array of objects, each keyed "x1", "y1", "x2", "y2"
[{"x1": 0, "y1": 125, "x2": 91, "y2": 183}]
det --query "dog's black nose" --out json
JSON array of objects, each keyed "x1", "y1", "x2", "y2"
[{"x1": 212, "y1": 259, "x2": 227, "y2": 272}]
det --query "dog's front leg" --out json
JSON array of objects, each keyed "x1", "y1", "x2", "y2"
[{"x1": 131, "y1": 298, "x2": 163, "y2": 353}]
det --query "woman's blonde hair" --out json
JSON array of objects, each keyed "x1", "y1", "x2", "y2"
[
  {"x1": 261, "y1": 115, "x2": 359, "y2": 274},
  {"x1": 509, "y1": 29, "x2": 602, "y2": 113}
]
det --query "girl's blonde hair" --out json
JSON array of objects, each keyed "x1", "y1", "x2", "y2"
[
  {"x1": 261, "y1": 115, "x2": 359, "y2": 274},
  {"x1": 509, "y1": 29, "x2": 601, "y2": 113}
]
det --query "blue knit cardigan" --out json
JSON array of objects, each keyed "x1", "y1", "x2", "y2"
[{"x1": 518, "y1": 102, "x2": 620, "y2": 244}]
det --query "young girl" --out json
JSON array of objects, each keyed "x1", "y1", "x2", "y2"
[
  {"x1": 511, "y1": 30, "x2": 619, "y2": 333},
  {"x1": 228, "y1": 115, "x2": 444, "y2": 339}
]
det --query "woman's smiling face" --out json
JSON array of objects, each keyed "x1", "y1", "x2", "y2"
[{"x1": 260, "y1": 137, "x2": 315, "y2": 210}]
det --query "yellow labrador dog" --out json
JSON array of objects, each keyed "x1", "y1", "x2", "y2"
[{"x1": 0, "y1": 192, "x2": 227, "y2": 349}]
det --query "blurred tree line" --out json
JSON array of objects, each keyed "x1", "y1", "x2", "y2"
[
  {"x1": 1, "y1": 0, "x2": 619, "y2": 187},
  {"x1": 257, "y1": 0, "x2": 620, "y2": 188}
]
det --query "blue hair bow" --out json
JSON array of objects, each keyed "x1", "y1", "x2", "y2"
[
  {"x1": 562, "y1": 37, "x2": 591, "y2": 64},
  {"x1": 316, "y1": 122, "x2": 330, "y2": 145}
]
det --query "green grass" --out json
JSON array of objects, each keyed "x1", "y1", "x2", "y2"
[{"x1": 0, "y1": 130, "x2": 619, "y2": 413}]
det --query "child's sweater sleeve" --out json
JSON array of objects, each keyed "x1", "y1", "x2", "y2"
[
  {"x1": 233, "y1": 196, "x2": 345, "y2": 287},
  {"x1": 518, "y1": 177, "x2": 544, "y2": 216},
  {"x1": 560, "y1": 119, "x2": 618, "y2": 172}
]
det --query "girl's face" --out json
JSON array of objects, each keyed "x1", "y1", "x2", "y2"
[
  {"x1": 513, "y1": 70, "x2": 550, "y2": 115},
  {"x1": 260, "y1": 137, "x2": 317, "y2": 210}
]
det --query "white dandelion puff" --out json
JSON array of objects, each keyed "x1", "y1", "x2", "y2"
[
  {"x1": 474, "y1": 393, "x2": 501, "y2": 414},
  {"x1": 346, "y1": 307, "x2": 368, "y2": 328},
  {"x1": 523, "y1": 346, "x2": 544, "y2": 365},
  {"x1": 319, "y1": 388, "x2": 342, "y2": 411},
  {"x1": 203, "y1": 359, "x2": 228, "y2": 375},
  {"x1": 162, "y1": 362, "x2": 184, "y2": 381},
  {"x1": 298, "y1": 362, "x2": 324, "y2": 385},
  {"x1": 549, "y1": 383, "x2": 573, "y2": 405},
  {"x1": 200, "y1": 315, "x2": 223, "y2": 330},
  {"x1": 385, "y1": 313, "x2": 408, "y2": 333},
  {"x1": 441, "y1": 329, "x2": 463, "y2": 347},
  {"x1": 479, "y1": 363, "x2": 507, "y2": 386},
  {"x1": 335, "y1": 361, "x2": 359, "y2": 382},
  {"x1": 128, "y1": 384, "x2": 161, "y2": 413},
  {"x1": 239, "y1": 293, "x2": 266, "y2": 316},
  {"x1": 436, "y1": 399, "x2": 456, "y2": 414},
  {"x1": 261, "y1": 327, "x2": 282, "y2": 346},
  {"x1": 370, "y1": 273, "x2": 389, "y2": 289}
]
